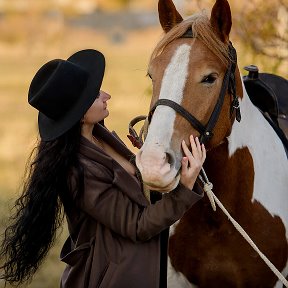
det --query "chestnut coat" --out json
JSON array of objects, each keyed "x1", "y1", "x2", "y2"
[{"x1": 60, "y1": 124, "x2": 203, "y2": 288}]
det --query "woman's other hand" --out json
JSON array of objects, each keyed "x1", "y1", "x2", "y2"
[{"x1": 180, "y1": 135, "x2": 206, "y2": 190}]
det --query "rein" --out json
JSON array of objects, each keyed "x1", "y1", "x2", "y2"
[{"x1": 127, "y1": 115, "x2": 147, "y2": 149}]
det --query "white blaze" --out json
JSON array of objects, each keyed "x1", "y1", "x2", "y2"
[{"x1": 143, "y1": 44, "x2": 191, "y2": 150}]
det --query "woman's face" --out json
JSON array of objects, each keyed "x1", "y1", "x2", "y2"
[{"x1": 84, "y1": 90, "x2": 111, "y2": 124}]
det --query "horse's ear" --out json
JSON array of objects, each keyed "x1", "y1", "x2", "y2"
[
  {"x1": 210, "y1": 0, "x2": 232, "y2": 43},
  {"x1": 158, "y1": 0, "x2": 183, "y2": 33}
]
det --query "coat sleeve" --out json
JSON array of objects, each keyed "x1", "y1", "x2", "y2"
[{"x1": 79, "y1": 163, "x2": 203, "y2": 242}]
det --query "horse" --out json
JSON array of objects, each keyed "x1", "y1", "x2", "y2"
[{"x1": 135, "y1": 0, "x2": 288, "y2": 287}]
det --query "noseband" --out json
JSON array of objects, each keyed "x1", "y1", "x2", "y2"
[{"x1": 148, "y1": 29, "x2": 241, "y2": 144}]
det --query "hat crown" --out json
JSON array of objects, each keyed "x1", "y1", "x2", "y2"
[
  {"x1": 28, "y1": 59, "x2": 89, "y2": 120},
  {"x1": 27, "y1": 49, "x2": 105, "y2": 141}
]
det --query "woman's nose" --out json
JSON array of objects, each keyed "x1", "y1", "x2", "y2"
[{"x1": 100, "y1": 90, "x2": 111, "y2": 100}]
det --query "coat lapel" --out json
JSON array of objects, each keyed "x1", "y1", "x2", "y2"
[
  {"x1": 93, "y1": 123, "x2": 135, "y2": 161},
  {"x1": 80, "y1": 125, "x2": 148, "y2": 206}
]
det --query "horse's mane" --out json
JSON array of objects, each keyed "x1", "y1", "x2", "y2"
[{"x1": 149, "y1": 11, "x2": 230, "y2": 68}]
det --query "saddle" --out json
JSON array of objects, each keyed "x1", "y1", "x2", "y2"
[{"x1": 243, "y1": 65, "x2": 288, "y2": 149}]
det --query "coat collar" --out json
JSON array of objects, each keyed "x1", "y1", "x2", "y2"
[
  {"x1": 93, "y1": 123, "x2": 135, "y2": 161},
  {"x1": 79, "y1": 123, "x2": 135, "y2": 166},
  {"x1": 79, "y1": 124, "x2": 149, "y2": 206}
]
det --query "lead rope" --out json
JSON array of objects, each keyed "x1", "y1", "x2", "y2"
[
  {"x1": 198, "y1": 168, "x2": 288, "y2": 288},
  {"x1": 198, "y1": 168, "x2": 216, "y2": 211}
]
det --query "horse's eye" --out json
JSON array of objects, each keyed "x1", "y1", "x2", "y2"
[{"x1": 201, "y1": 74, "x2": 217, "y2": 84}]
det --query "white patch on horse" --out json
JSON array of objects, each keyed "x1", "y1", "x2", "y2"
[
  {"x1": 169, "y1": 220, "x2": 180, "y2": 237},
  {"x1": 144, "y1": 44, "x2": 191, "y2": 148},
  {"x1": 227, "y1": 79, "x2": 288, "y2": 286},
  {"x1": 168, "y1": 257, "x2": 197, "y2": 288},
  {"x1": 227, "y1": 80, "x2": 288, "y2": 234}
]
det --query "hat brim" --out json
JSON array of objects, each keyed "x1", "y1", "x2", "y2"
[{"x1": 38, "y1": 49, "x2": 105, "y2": 141}]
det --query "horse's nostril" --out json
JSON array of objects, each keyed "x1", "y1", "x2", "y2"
[{"x1": 166, "y1": 152, "x2": 175, "y2": 166}]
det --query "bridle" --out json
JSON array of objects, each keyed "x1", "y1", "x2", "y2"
[
  {"x1": 128, "y1": 29, "x2": 241, "y2": 148},
  {"x1": 147, "y1": 28, "x2": 241, "y2": 144}
]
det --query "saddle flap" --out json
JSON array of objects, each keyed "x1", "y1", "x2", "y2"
[
  {"x1": 243, "y1": 69, "x2": 279, "y2": 121},
  {"x1": 243, "y1": 65, "x2": 288, "y2": 145},
  {"x1": 259, "y1": 73, "x2": 288, "y2": 116}
]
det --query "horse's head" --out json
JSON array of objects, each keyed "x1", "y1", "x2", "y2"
[{"x1": 136, "y1": 0, "x2": 243, "y2": 193}]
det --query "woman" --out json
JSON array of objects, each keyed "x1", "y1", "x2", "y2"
[{"x1": 0, "y1": 49, "x2": 206, "y2": 288}]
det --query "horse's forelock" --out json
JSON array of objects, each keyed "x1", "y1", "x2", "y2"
[{"x1": 149, "y1": 11, "x2": 231, "y2": 69}]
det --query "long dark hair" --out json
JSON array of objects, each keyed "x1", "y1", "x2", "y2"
[{"x1": 0, "y1": 122, "x2": 83, "y2": 285}]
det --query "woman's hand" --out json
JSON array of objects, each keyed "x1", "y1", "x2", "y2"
[{"x1": 180, "y1": 135, "x2": 206, "y2": 190}]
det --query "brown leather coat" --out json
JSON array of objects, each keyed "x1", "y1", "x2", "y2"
[{"x1": 60, "y1": 124, "x2": 203, "y2": 288}]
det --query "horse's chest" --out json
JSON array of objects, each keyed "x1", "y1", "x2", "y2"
[{"x1": 168, "y1": 200, "x2": 288, "y2": 287}]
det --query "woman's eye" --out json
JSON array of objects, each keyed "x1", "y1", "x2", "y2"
[
  {"x1": 201, "y1": 74, "x2": 217, "y2": 84},
  {"x1": 147, "y1": 73, "x2": 152, "y2": 80}
]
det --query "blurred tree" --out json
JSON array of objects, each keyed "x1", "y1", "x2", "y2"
[
  {"x1": 0, "y1": 0, "x2": 286, "y2": 75},
  {"x1": 98, "y1": 0, "x2": 132, "y2": 10},
  {"x1": 186, "y1": 0, "x2": 287, "y2": 76},
  {"x1": 118, "y1": 0, "x2": 131, "y2": 6},
  {"x1": 233, "y1": 0, "x2": 287, "y2": 61}
]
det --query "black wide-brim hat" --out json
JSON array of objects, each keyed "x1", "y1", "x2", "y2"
[{"x1": 28, "y1": 49, "x2": 105, "y2": 141}]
